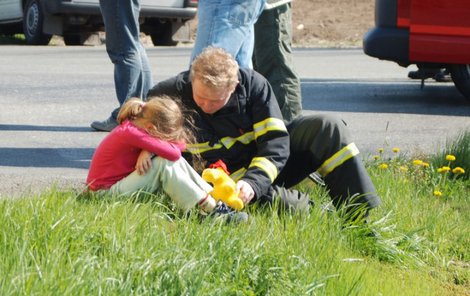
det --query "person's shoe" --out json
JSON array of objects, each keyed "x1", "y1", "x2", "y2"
[
  {"x1": 407, "y1": 68, "x2": 451, "y2": 82},
  {"x1": 91, "y1": 116, "x2": 118, "y2": 132},
  {"x1": 209, "y1": 202, "x2": 249, "y2": 224},
  {"x1": 434, "y1": 70, "x2": 452, "y2": 83}
]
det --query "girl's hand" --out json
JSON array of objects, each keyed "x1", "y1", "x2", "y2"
[
  {"x1": 136, "y1": 150, "x2": 153, "y2": 175},
  {"x1": 236, "y1": 180, "x2": 255, "y2": 204}
]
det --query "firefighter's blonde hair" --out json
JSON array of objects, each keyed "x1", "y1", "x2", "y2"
[{"x1": 190, "y1": 47, "x2": 239, "y2": 90}]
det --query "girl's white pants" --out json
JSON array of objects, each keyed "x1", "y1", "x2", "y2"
[{"x1": 110, "y1": 157, "x2": 212, "y2": 211}]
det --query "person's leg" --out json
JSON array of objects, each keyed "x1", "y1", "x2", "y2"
[
  {"x1": 139, "y1": 42, "x2": 154, "y2": 100},
  {"x1": 253, "y1": 3, "x2": 302, "y2": 122},
  {"x1": 276, "y1": 114, "x2": 381, "y2": 213},
  {"x1": 255, "y1": 184, "x2": 312, "y2": 212},
  {"x1": 94, "y1": 0, "x2": 153, "y2": 130},
  {"x1": 190, "y1": 0, "x2": 265, "y2": 68},
  {"x1": 190, "y1": 0, "x2": 217, "y2": 63},
  {"x1": 110, "y1": 157, "x2": 213, "y2": 211}
]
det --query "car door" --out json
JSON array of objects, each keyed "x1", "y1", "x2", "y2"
[
  {"x1": 0, "y1": 0, "x2": 22, "y2": 22},
  {"x1": 141, "y1": 0, "x2": 185, "y2": 8}
]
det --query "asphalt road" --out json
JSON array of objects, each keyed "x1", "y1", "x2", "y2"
[{"x1": 1, "y1": 46, "x2": 469, "y2": 197}]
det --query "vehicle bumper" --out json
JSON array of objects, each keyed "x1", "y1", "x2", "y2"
[
  {"x1": 46, "y1": 2, "x2": 196, "y2": 19},
  {"x1": 363, "y1": 27, "x2": 409, "y2": 65}
]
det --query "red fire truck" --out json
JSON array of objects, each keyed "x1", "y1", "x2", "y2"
[{"x1": 363, "y1": 0, "x2": 470, "y2": 101}]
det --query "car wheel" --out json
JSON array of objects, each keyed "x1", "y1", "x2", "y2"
[
  {"x1": 22, "y1": 0, "x2": 51, "y2": 45},
  {"x1": 451, "y1": 64, "x2": 470, "y2": 101}
]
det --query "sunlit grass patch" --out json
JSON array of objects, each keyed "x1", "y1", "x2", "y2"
[
  {"x1": 0, "y1": 131, "x2": 469, "y2": 295},
  {"x1": 0, "y1": 33, "x2": 26, "y2": 45}
]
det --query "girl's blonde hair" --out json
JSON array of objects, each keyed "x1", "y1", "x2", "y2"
[{"x1": 117, "y1": 96, "x2": 193, "y2": 144}]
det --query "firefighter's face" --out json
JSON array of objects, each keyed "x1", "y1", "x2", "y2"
[{"x1": 192, "y1": 78, "x2": 237, "y2": 114}]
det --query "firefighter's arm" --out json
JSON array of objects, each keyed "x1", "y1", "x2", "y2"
[{"x1": 241, "y1": 72, "x2": 290, "y2": 199}]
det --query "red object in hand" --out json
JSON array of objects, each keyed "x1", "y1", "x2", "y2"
[{"x1": 209, "y1": 159, "x2": 230, "y2": 175}]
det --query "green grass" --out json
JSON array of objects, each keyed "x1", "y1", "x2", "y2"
[
  {"x1": 1, "y1": 132, "x2": 469, "y2": 295},
  {"x1": 0, "y1": 34, "x2": 26, "y2": 45},
  {"x1": 430, "y1": 130, "x2": 470, "y2": 181}
]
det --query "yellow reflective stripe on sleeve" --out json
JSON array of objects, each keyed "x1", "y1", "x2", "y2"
[
  {"x1": 230, "y1": 167, "x2": 247, "y2": 182},
  {"x1": 253, "y1": 117, "x2": 287, "y2": 139},
  {"x1": 248, "y1": 157, "x2": 278, "y2": 182},
  {"x1": 318, "y1": 143, "x2": 360, "y2": 177}
]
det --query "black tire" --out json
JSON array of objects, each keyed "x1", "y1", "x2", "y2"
[
  {"x1": 149, "y1": 21, "x2": 177, "y2": 46},
  {"x1": 451, "y1": 64, "x2": 470, "y2": 101},
  {"x1": 64, "y1": 33, "x2": 93, "y2": 46},
  {"x1": 22, "y1": 0, "x2": 51, "y2": 45}
]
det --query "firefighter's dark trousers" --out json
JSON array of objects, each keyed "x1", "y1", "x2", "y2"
[{"x1": 259, "y1": 114, "x2": 381, "y2": 215}]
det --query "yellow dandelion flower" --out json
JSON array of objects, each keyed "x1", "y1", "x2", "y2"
[
  {"x1": 445, "y1": 154, "x2": 456, "y2": 161},
  {"x1": 378, "y1": 148, "x2": 384, "y2": 154},
  {"x1": 392, "y1": 147, "x2": 400, "y2": 153},
  {"x1": 437, "y1": 166, "x2": 451, "y2": 173},
  {"x1": 399, "y1": 166, "x2": 408, "y2": 172},
  {"x1": 421, "y1": 162, "x2": 430, "y2": 168},
  {"x1": 378, "y1": 163, "x2": 388, "y2": 169},
  {"x1": 373, "y1": 155, "x2": 380, "y2": 160},
  {"x1": 452, "y1": 167, "x2": 465, "y2": 174},
  {"x1": 412, "y1": 159, "x2": 423, "y2": 166},
  {"x1": 433, "y1": 190, "x2": 442, "y2": 197}
]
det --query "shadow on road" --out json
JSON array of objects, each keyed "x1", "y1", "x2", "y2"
[
  {"x1": 0, "y1": 148, "x2": 93, "y2": 169},
  {"x1": 0, "y1": 125, "x2": 92, "y2": 132},
  {"x1": 301, "y1": 78, "x2": 470, "y2": 116}
]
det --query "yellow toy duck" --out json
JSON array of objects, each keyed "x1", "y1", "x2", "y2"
[{"x1": 202, "y1": 160, "x2": 244, "y2": 211}]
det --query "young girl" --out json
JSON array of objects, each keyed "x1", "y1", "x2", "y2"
[{"x1": 86, "y1": 96, "x2": 219, "y2": 214}]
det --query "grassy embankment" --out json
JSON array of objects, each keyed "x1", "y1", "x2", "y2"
[{"x1": 1, "y1": 132, "x2": 469, "y2": 295}]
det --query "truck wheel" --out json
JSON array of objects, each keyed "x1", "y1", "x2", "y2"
[
  {"x1": 149, "y1": 22, "x2": 177, "y2": 46},
  {"x1": 451, "y1": 64, "x2": 470, "y2": 101},
  {"x1": 63, "y1": 34, "x2": 91, "y2": 46},
  {"x1": 23, "y1": 0, "x2": 51, "y2": 45}
]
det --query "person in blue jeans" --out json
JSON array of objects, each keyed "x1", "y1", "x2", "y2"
[
  {"x1": 190, "y1": 0, "x2": 301, "y2": 123},
  {"x1": 190, "y1": 0, "x2": 266, "y2": 69},
  {"x1": 91, "y1": 0, "x2": 154, "y2": 132}
]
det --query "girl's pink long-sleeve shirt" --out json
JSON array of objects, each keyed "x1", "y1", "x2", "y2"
[{"x1": 86, "y1": 120, "x2": 185, "y2": 191}]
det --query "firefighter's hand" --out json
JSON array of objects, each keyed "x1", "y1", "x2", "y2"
[
  {"x1": 136, "y1": 150, "x2": 153, "y2": 175},
  {"x1": 236, "y1": 180, "x2": 255, "y2": 204}
]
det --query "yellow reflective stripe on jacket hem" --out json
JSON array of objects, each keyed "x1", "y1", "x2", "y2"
[
  {"x1": 185, "y1": 142, "x2": 223, "y2": 154},
  {"x1": 220, "y1": 132, "x2": 255, "y2": 149},
  {"x1": 318, "y1": 143, "x2": 359, "y2": 177},
  {"x1": 253, "y1": 117, "x2": 287, "y2": 139},
  {"x1": 186, "y1": 132, "x2": 256, "y2": 154},
  {"x1": 230, "y1": 167, "x2": 247, "y2": 182},
  {"x1": 248, "y1": 157, "x2": 278, "y2": 182}
]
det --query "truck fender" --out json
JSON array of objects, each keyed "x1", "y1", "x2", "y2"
[{"x1": 40, "y1": 0, "x2": 63, "y2": 35}]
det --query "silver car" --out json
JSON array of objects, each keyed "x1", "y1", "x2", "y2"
[{"x1": 0, "y1": 0, "x2": 197, "y2": 45}]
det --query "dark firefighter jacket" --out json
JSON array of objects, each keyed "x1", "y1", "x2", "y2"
[{"x1": 148, "y1": 68, "x2": 290, "y2": 198}]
